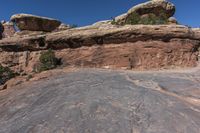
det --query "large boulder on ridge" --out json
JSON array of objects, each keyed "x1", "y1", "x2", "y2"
[
  {"x1": 10, "y1": 14, "x2": 61, "y2": 32},
  {"x1": 115, "y1": 0, "x2": 176, "y2": 25},
  {"x1": 128, "y1": 0, "x2": 175, "y2": 17}
]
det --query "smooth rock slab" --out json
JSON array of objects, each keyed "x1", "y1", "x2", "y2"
[
  {"x1": 0, "y1": 69, "x2": 200, "y2": 133},
  {"x1": 10, "y1": 14, "x2": 61, "y2": 32}
]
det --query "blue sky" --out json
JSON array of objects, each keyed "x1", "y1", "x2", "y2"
[{"x1": 0, "y1": 0, "x2": 199, "y2": 27}]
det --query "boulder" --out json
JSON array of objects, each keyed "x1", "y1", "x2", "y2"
[
  {"x1": 114, "y1": 13, "x2": 127, "y2": 25},
  {"x1": 115, "y1": 0, "x2": 175, "y2": 25},
  {"x1": 127, "y1": 0, "x2": 175, "y2": 17},
  {"x1": 10, "y1": 14, "x2": 61, "y2": 32},
  {"x1": 168, "y1": 17, "x2": 178, "y2": 25},
  {"x1": 56, "y1": 23, "x2": 71, "y2": 31}
]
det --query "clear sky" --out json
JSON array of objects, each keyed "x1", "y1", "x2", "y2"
[{"x1": 0, "y1": 0, "x2": 199, "y2": 27}]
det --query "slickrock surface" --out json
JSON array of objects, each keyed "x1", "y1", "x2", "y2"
[
  {"x1": 0, "y1": 68, "x2": 200, "y2": 133},
  {"x1": 0, "y1": 25, "x2": 199, "y2": 73}
]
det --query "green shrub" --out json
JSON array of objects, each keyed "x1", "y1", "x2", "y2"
[
  {"x1": 70, "y1": 24, "x2": 78, "y2": 28},
  {"x1": 26, "y1": 74, "x2": 33, "y2": 81},
  {"x1": 125, "y1": 12, "x2": 141, "y2": 25},
  {"x1": 125, "y1": 12, "x2": 168, "y2": 25},
  {"x1": 0, "y1": 65, "x2": 16, "y2": 85},
  {"x1": 38, "y1": 49, "x2": 60, "y2": 72},
  {"x1": 111, "y1": 18, "x2": 118, "y2": 25}
]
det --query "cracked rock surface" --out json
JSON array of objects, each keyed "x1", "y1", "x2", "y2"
[{"x1": 0, "y1": 68, "x2": 200, "y2": 133}]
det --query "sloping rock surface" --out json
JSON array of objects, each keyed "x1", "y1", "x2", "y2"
[
  {"x1": 10, "y1": 14, "x2": 61, "y2": 32},
  {"x1": 0, "y1": 69, "x2": 200, "y2": 133}
]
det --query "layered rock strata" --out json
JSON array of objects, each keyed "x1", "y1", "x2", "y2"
[{"x1": 0, "y1": 24, "x2": 199, "y2": 73}]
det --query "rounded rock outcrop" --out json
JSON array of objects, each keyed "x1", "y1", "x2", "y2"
[
  {"x1": 168, "y1": 17, "x2": 178, "y2": 24},
  {"x1": 10, "y1": 14, "x2": 61, "y2": 32},
  {"x1": 115, "y1": 0, "x2": 176, "y2": 25},
  {"x1": 127, "y1": 0, "x2": 175, "y2": 17}
]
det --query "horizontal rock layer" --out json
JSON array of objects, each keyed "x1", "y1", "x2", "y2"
[
  {"x1": 0, "y1": 25, "x2": 199, "y2": 73},
  {"x1": 0, "y1": 25, "x2": 200, "y2": 51}
]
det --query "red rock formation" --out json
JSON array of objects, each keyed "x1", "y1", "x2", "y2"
[{"x1": 0, "y1": 24, "x2": 199, "y2": 73}]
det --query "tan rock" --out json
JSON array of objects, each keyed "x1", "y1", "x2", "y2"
[
  {"x1": 168, "y1": 17, "x2": 178, "y2": 24},
  {"x1": 11, "y1": 14, "x2": 61, "y2": 32},
  {"x1": 128, "y1": 0, "x2": 175, "y2": 17},
  {"x1": 115, "y1": 0, "x2": 175, "y2": 25},
  {"x1": 114, "y1": 13, "x2": 127, "y2": 25},
  {"x1": 56, "y1": 23, "x2": 71, "y2": 31},
  {"x1": 0, "y1": 25, "x2": 199, "y2": 73},
  {"x1": 2, "y1": 22, "x2": 16, "y2": 38}
]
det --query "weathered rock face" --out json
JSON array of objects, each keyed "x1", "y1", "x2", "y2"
[
  {"x1": 10, "y1": 14, "x2": 61, "y2": 32},
  {"x1": 0, "y1": 69, "x2": 200, "y2": 132},
  {"x1": 0, "y1": 25, "x2": 199, "y2": 73},
  {"x1": 115, "y1": 0, "x2": 176, "y2": 25},
  {"x1": 2, "y1": 22, "x2": 16, "y2": 38}
]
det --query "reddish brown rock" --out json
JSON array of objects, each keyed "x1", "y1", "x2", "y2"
[
  {"x1": 10, "y1": 14, "x2": 61, "y2": 32},
  {"x1": 2, "y1": 22, "x2": 16, "y2": 38},
  {"x1": 0, "y1": 25, "x2": 199, "y2": 73}
]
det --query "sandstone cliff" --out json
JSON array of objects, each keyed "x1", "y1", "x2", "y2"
[{"x1": 0, "y1": 24, "x2": 199, "y2": 74}]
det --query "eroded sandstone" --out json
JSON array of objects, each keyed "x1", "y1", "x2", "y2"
[
  {"x1": 0, "y1": 24, "x2": 199, "y2": 73},
  {"x1": 10, "y1": 14, "x2": 61, "y2": 32}
]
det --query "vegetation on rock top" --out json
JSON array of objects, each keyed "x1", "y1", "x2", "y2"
[{"x1": 112, "y1": 12, "x2": 168, "y2": 25}]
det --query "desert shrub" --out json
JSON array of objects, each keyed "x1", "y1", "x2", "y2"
[
  {"x1": 111, "y1": 18, "x2": 118, "y2": 25},
  {"x1": 26, "y1": 74, "x2": 33, "y2": 81},
  {"x1": 125, "y1": 12, "x2": 141, "y2": 25},
  {"x1": 125, "y1": 12, "x2": 168, "y2": 25},
  {"x1": 38, "y1": 49, "x2": 60, "y2": 72},
  {"x1": 70, "y1": 24, "x2": 78, "y2": 28},
  {"x1": 0, "y1": 65, "x2": 16, "y2": 85}
]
